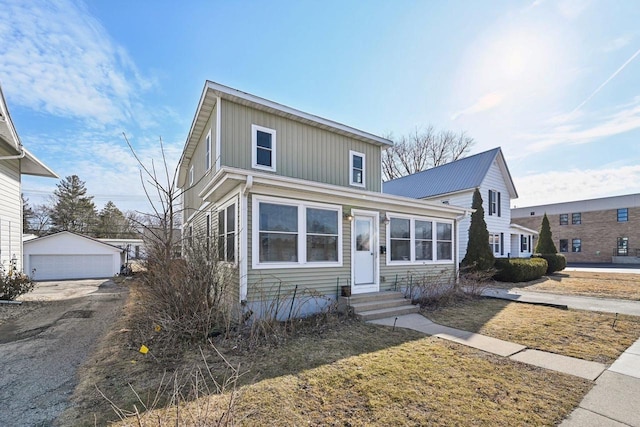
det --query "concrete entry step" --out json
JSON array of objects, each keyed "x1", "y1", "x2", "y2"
[{"x1": 339, "y1": 291, "x2": 419, "y2": 321}]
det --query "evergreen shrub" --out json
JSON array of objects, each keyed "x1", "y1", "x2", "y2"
[
  {"x1": 494, "y1": 258, "x2": 547, "y2": 282},
  {"x1": 533, "y1": 253, "x2": 567, "y2": 274}
]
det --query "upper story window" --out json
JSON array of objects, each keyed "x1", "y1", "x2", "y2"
[
  {"x1": 252, "y1": 124, "x2": 276, "y2": 172},
  {"x1": 488, "y1": 190, "x2": 501, "y2": 217},
  {"x1": 253, "y1": 196, "x2": 342, "y2": 268},
  {"x1": 217, "y1": 202, "x2": 236, "y2": 262},
  {"x1": 572, "y1": 213, "x2": 581, "y2": 225},
  {"x1": 388, "y1": 215, "x2": 453, "y2": 264},
  {"x1": 559, "y1": 214, "x2": 568, "y2": 225},
  {"x1": 617, "y1": 208, "x2": 628, "y2": 222},
  {"x1": 205, "y1": 130, "x2": 212, "y2": 171},
  {"x1": 189, "y1": 165, "x2": 194, "y2": 186},
  {"x1": 349, "y1": 150, "x2": 365, "y2": 187}
]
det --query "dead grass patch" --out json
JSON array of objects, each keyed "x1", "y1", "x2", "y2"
[
  {"x1": 493, "y1": 271, "x2": 640, "y2": 300},
  {"x1": 114, "y1": 338, "x2": 590, "y2": 426},
  {"x1": 426, "y1": 298, "x2": 640, "y2": 363}
]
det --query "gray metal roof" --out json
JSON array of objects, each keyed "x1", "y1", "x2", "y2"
[{"x1": 383, "y1": 147, "x2": 503, "y2": 199}]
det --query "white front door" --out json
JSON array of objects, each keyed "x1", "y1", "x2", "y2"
[{"x1": 352, "y1": 212, "x2": 378, "y2": 294}]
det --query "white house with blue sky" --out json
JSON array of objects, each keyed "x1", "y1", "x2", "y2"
[{"x1": 384, "y1": 147, "x2": 537, "y2": 261}]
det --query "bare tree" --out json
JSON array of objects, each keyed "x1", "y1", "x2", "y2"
[
  {"x1": 382, "y1": 126, "x2": 474, "y2": 181},
  {"x1": 29, "y1": 204, "x2": 53, "y2": 236}
]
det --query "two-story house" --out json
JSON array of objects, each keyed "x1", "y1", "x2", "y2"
[
  {"x1": 0, "y1": 84, "x2": 57, "y2": 273},
  {"x1": 384, "y1": 147, "x2": 537, "y2": 262},
  {"x1": 177, "y1": 81, "x2": 470, "y2": 318}
]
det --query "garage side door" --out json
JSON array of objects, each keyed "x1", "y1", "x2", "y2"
[{"x1": 30, "y1": 255, "x2": 115, "y2": 281}]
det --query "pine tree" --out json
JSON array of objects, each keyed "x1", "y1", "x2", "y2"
[
  {"x1": 22, "y1": 194, "x2": 34, "y2": 233},
  {"x1": 461, "y1": 188, "x2": 495, "y2": 271},
  {"x1": 96, "y1": 201, "x2": 135, "y2": 238},
  {"x1": 50, "y1": 175, "x2": 97, "y2": 235},
  {"x1": 535, "y1": 213, "x2": 558, "y2": 254}
]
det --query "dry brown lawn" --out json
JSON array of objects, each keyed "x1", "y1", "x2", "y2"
[
  {"x1": 426, "y1": 298, "x2": 640, "y2": 364},
  {"x1": 493, "y1": 270, "x2": 640, "y2": 300},
  {"x1": 59, "y1": 279, "x2": 593, "y2": 426}
]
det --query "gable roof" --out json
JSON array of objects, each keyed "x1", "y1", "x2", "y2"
[
  {"x1": 0, "y1": 83, "x2": 58, "y2": 178},
  {"x1": 24, "y1": 231, "x2": 124, "y2": 252},
  {"x1": 383, "y1": 147, "x2": 518, "y2": 199},
  {"x1": 177, "y1": 80, "x2": 393, "y2": 186}
]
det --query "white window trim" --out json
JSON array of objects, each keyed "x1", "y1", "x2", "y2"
[
  {"x1": 252, "y1": 124, "x2": 277, "y2": 172},
  {"x1": 205, "y1": 129, "x2": 212, "y2": 171},
  {"x1": 252, "y1": 194, "x2": 343, "y2": 269},
  {"x1": 490, "y1": 233, "x2": 501, "y2": 256},
  {"x1": 349, "y1": 150, "x2": 366, "y2": 188},
  {"x1": 385, "y1": 212, "x2": 454, "y2": 265},
  {"x1": 189, "y1": 165, "x2": 194, "y2": 186},
  {"x1": 217, "y1": 197, "x2": 238, "y2": 264}
]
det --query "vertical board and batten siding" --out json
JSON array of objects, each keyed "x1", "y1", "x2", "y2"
[
  {"x1": 183, "y1": 103, "x2": 217, "y2": 221},
  {"x1": 245, "y1": 195, "x2": 352, "y2": 304},
  {"x1": 0, "y1": 153, "x2": 22, "y2": 271},
  {"x1": 480, "y1": 159, "x2": 512, "y2": 257},
  {"x1": 220, "y1": 100, "x2": 382, "y2": 191}
]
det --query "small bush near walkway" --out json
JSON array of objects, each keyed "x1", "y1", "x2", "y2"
[
  {"x1": 494, "y1": 258, "x2": 547, "y2": 282},
  {"x1": 533, "y1": 253, "x2": 567, "y2": 274},
  {"x1": 0, "y1": 264, "x2": 35, "y2": 301}
]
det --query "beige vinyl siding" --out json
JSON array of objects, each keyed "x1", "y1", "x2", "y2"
[
  {"x1": 220, "y1": 100, "x2": 382, "y2": 191},
  {"x1": 183, "y1": 103, "x2": 217, "y2": 221},
  {"x1": 0, "y1": 152, "x2": 22, "y2": 271},
  {"x1": 246, "y1": 195, "x2": 352, "y2": 302}
]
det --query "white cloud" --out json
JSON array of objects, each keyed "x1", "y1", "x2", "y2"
[
  {"x1": 0, "y1": 0, "x2": 153, "y2": 126},
  {"x1": 451, "y1": 91, "x2": 505, "y2": 120},
  {"x1": 513, "y1": 165, "x2": 640, "y2": 207},
  {"x1": 603, "y1": 35, "x2": 633, "y2": 52},
  {"x1": 517, "y1": 97, "x2": 640, "y2": 153}
]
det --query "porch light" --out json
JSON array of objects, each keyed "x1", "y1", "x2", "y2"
[
  {"x1": 381, "y1": 213, "x2": 390, "y2": 225},
  {"x1": 343, "y1": 212, "x2": 354, "y2": 221}
]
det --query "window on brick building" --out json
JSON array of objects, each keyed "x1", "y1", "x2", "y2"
[
  {"x1": 559, "y1": 214, "x2": 568, "y2": 225},
  {"x1": 559, "y1": 239, "x2": 568, "y2": 253},
  {"x1": 572, "y1": 213, "x2": 581, "y2": 225},
  {"x1": 617, "y1": 208, "x2": 628, "y2": 222}
]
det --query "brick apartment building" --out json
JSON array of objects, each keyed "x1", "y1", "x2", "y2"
[{"x1": 511, "y1": 193, "x2": 640, "y2": 264}]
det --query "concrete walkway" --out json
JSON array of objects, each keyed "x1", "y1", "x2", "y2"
[
  {"x1": 482, "y1": 287, "x2": 640, "y2": 316},
  {"x1": 369, "y1": 313, "x2": 606, "y2": 380},
  {"x1": 369, "y1": 313, "x2": 640, "y2": 426}
]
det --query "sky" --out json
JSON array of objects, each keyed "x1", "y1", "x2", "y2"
[{"x1": 1, "y1": 0, "x2": 639, "y2": 213}]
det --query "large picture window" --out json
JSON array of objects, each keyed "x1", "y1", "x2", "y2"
[
  {"x1": 253, "y1": 196, "x2": 342, "y2": 268},
  {"x1": 252, "y1": 124, "x2": 276, "y2": 172},
  {"x1": 388, "y1": 215, "x2": 453, "y2": 263}
]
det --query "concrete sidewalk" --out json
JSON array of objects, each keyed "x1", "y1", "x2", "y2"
[
  {"x1": 370, "y1": 313, "x2": 640, "y2": 426},
  {"x1": 369, "y1": 313, "x2": 606, "y2": 380},
  {"x1": 482, "y1": 287, "x2": 640, "y2": 316},
  {"x1": 561, "y1": 337, "x2": 640, "y2": 426}
]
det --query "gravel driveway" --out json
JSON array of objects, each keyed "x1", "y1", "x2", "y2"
[{"x1": 0, "y1": 279, "x2": 127, "y2": 426}]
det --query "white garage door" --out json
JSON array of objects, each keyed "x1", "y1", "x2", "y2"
[{"x1": 30, "y1": 255, "x2": 115, "y2": 280}]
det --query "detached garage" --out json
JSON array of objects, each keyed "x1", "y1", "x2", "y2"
[{"x1": 23, "y1": 231, "x2": 124, "y2": 281}]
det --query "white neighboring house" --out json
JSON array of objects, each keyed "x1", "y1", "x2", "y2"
[
  {"x1": 384, "y1": 147, "x2": 537, "y2": 261},
  {"x1": 23, "y1": 231, "x2": 125, "y2": 281},
  {"x1": 98, "y1": 238, "x2": 145, "y2": 262},
  {"x1": 0, "y1": 84, "x2": 57, "y2": 273}
]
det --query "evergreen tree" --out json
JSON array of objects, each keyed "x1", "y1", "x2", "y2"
[
  {"x1": 22, "y1": 194, "x2": 34, "y2": 233},
  {"x1": 50, "y1": 175, "x2": 97, "y2": 235},
  {"x1": 461, "y1": 188, "x2": 495, "y2": 270},
  {"x1": 96, "y1": 201, "x2": 135, "y2": 238},
  {"x1": 535, "y1": 213, "x2": 558, "y2": 254}
]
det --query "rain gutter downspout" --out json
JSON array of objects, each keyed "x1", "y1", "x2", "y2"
[{"x1": 0, "y1": 147, "x2": 26, "y2": 160}]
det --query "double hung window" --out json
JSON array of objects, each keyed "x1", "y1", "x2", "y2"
[
  {"x1": 349, "y1": 151, "x2": 365, "y2": 187},
  {"x1": 559, "y1": 214, "x2": 568, "y2": 225},
  {"x1": 572, "y1": 213, "x2": 581, "y2": 225},
  {"x1": 488, "y1": 190, "x2": 501, "y2": 216},
  {"x1": 217, "y1": 203, "x2": 236, "y2": 262},
  {"x1": 252, "y1": 124, "x2": 276, "y2": 171}
]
